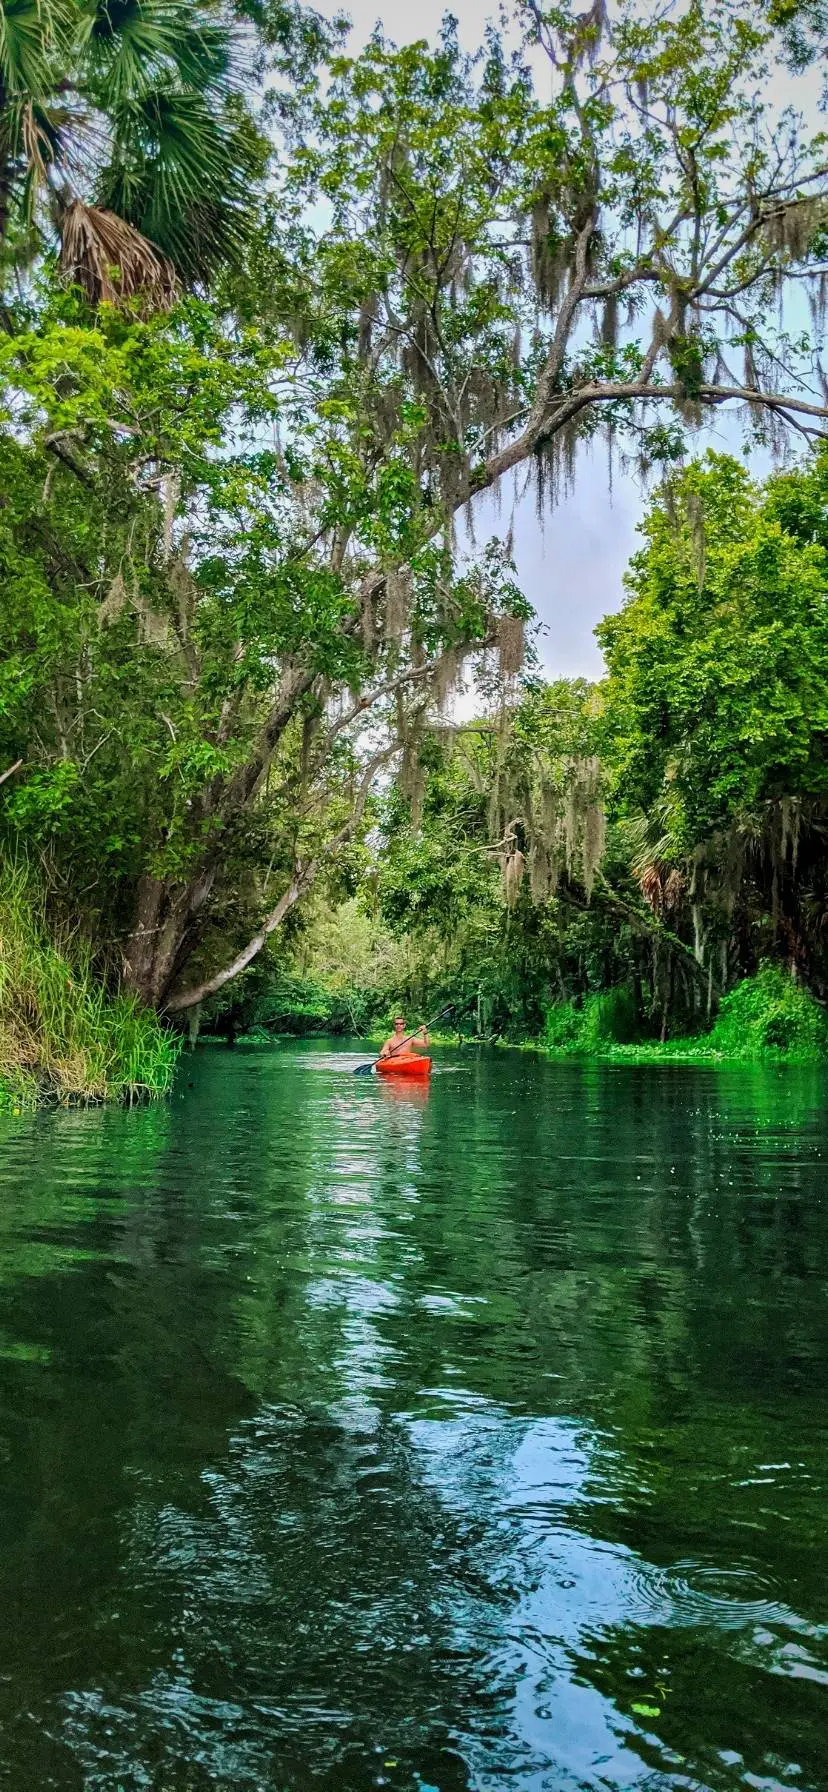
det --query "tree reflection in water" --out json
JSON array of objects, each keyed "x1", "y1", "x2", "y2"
[{"x1": 0, "y1": 1045, "x2": 826, "y2": 1790}]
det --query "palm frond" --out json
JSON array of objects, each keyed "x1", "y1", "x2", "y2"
[
  {"x1": 87, "y1": 0, "x2": 240, "y2": 105},
  {"x1": 21, "y1": 98, "x2": 55, "y2": 178},
  {"x1": 1, "y1": 0, "x2": 255, "y2": 295},
  {"x1": 0, "y1": 0, "x2": 74, "y2": 98},
  {"x1": 59, "y1": 197, "x2": 177, "y2": 310},
  {"x1": 99, "y1": 91, "x2": 255, "y2": 279}
]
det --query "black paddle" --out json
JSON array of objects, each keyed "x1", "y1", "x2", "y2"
[{"x1": 353, "y1": 1004, "x2": 457, "y2": 1075}]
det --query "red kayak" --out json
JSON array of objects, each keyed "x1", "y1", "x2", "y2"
[{"x1": 376, "y1": 1053, "x2": 432, "y2": 1079}]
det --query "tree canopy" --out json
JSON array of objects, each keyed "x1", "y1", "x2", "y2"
[
  {"x1": 0, "y1": 0, "x2": 826, "y2": 1023},
  {"x1": 355, "y1": 448, "x2": 828, "y2": 1040},
  {"x1": 599, "y1": 450, "x2": 828, "y2": 844}
]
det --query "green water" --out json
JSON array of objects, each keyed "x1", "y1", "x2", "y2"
[{"x1": 0, "y1": 1045, "x2": 827, "y2": 1792}]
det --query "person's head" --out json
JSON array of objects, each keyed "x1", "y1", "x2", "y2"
[{"x1": 393, "y1": 1016, "x2": 405, "y2": 1034}]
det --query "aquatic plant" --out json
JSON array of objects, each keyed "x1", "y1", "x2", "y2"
[{"x1": 0, "y1": 862, "x2": 180, "y2": 1107}]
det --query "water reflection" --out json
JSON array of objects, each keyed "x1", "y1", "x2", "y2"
[
  {"x1": 0, "y1": 1046, "x2": 826, "y2": 1790},
  {"x1": 378, "y1": 1075, "x2": 431, "y2": 1107}
]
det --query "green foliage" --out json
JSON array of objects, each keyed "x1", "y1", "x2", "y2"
[
  {"x1": 232, "y1": 974, "x2": 381, "y2": 1038},
  {"x1": 0, "y1": 269, "x2": 527, "y2": 1010},
  {"x1": 540, "y1": 971, "x2": 827, "y2": 1063},
  {"x1": 0, "y1": 859, "x2": 179, "y2": 1105},
  {"x1": 366, "y1": 677, "x2": 669, "y2": 1040},
  {"x1": 708, "y1": 965, "x2": 828, "y2": 1060},
  {"x1": 316, "y1": 448, "x2": 828, "y2": 1055},
  {"x1": 199, "y1": 900, "x2": 395, "y2": 1037},
  {"x1": 0, "y1": 0, "x2": 264, "y2": 288},
  {"x1": 543, "y1": 987, "x2": 641, "y2": 1053},
  {"x1": 0, "y1": 0, "x2": 826, "y2": 1032},
  {"x1": 595, "y1": 448, "x2": 828, "y2": 1002},
  {"x1": 766, "y1": 0, "x2": 828, "y2": 77},
  {"x1": 598, "y1": 451, "x2": 828, "y2": 846}
]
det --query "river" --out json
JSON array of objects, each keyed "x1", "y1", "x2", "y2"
[{"x1": 0, "y1": 1044, "x2": 826, "y2": 1791}]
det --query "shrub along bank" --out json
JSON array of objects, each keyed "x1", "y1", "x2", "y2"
[
  {"x1": 198, "y1": 889, "x2": 828, "y2": 1065},
  {"x1": 0, "y1": 864, "x2": 179, "y2": 1108},
  {"x1": 541, "y1": 968, "x2": 828, "y2": 1064},
  {"x1": 204, "y1": 921, "x2": 828, "y2": 1066}
]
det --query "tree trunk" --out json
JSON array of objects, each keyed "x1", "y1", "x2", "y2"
[
  {"x1": 160, "y1": 743, "x2": 396, "y2": 1013},
  {"x1": 0, "y1": 86, "x2": 12, "y2": 256},
  {"x1": 122, "y1": 869, "x2": 215, "y2": 1008},
  {"x1": 164, "y1": 870, "x2": 308, "y2": 1012}
]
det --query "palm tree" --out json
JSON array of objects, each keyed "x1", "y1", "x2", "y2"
[{"x1": 0, "y1": 0, "x2": 255, "y2": 306}]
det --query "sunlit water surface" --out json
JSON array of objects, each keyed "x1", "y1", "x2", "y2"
[{"x1": 0, "y1": 1045, "x2": 826, "y2": 1791}]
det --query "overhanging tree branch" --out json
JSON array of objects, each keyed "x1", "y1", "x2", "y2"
[{"x1": 165, "y1": 744, "x2": 398, "y2": 1012}]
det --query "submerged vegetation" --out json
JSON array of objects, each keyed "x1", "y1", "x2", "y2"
[{"x1": 0, "y1": 864, "x2": 179, "y2": 1108}]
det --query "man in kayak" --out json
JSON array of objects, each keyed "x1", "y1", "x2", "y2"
[{"x1": 378, "y1": 1016, "x2": 429, "y2": 1060}]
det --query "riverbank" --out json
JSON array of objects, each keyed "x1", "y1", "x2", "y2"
[
  {"x1": 4, "y1": 930, "x2": 824, "y2": 1109},
  {"x1": 223, "y1": 967, "x2": 828, "y2": 1069},
  {"x1": 0, "y1": 864, "x2": 179, "y2": 1108},
  {"x1": 540, "y1": 968, "x2": 828, "y2": 1065}
]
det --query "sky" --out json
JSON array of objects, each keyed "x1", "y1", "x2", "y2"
[{"x1": 311, "y1": 0, "x2": 823, "y2": 681}]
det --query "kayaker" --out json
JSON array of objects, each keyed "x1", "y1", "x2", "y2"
[{"x1": 378, "y1": 1016, "x2": 429, "y2": 1060}]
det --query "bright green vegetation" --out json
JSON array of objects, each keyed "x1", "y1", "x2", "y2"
[
  {"x1": 1, "y1": 1048, "x2": 827, "y2": 1787},
  {"x1": 541, "y1": 969, "x2": 828, "y2": 1063},
  {"x1": 0, "y1": 863, "x2": 179, "y2": 1107},
  {"x1": 0, "y1": 0, "x2": 825, "y2": 1092},
  {"x1": 221, "y1": 902, "x2": 394, "y2": 1038},
  {"x1": 707, "y1": 965, "x2": 828, "y2": 1059}
]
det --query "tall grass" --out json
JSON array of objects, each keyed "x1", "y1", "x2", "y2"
[{"x1": 0, "y1": 861, "x2": 180, "y2": 1107}]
